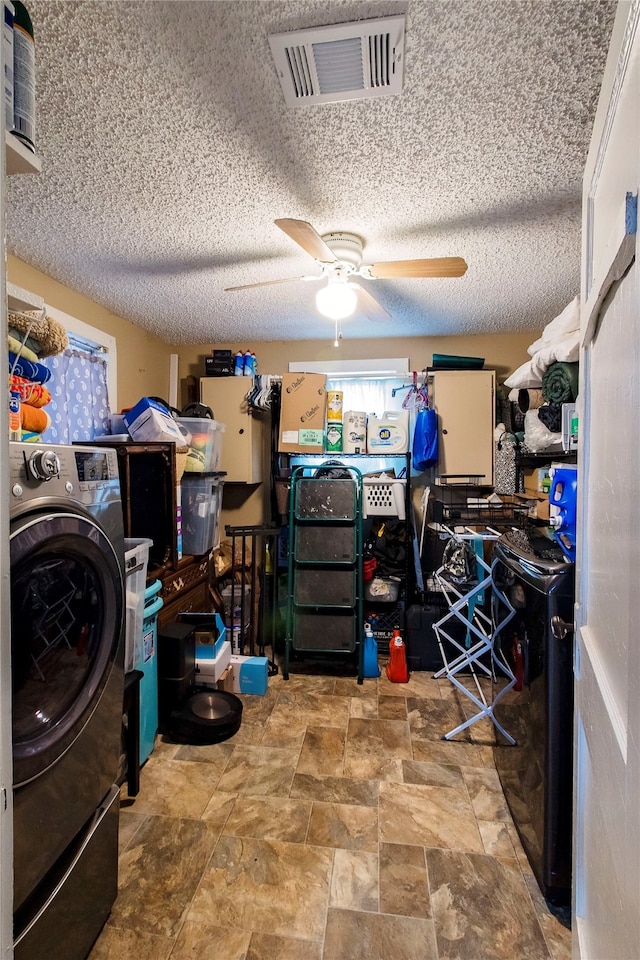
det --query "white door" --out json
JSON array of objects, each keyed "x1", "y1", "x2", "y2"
[{"x1": 573, "y1": 3, "x2": 639, "y2": 958}]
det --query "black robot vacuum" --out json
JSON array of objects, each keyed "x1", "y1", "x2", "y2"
[
  {"x1": 157, "y1": 620, "x2": 243, "y2": 744},
  {"x1": 169, "y1": 687, "x2": 242, "y2": 744}
]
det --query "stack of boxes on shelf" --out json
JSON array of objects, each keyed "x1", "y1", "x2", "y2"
[
  {"x1": 277, "y1": 372, "x2": 410, "y2": 456},
  {"x1": 194, "y1": 612, "x2": 268, "y2": 695},
  {"x1": 121, "y1": 397, "x2": 226, "y2": 568}
]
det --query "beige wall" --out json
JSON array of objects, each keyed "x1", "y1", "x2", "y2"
[
  {"x1": 174, "y1": 331, "x2": 533, "y2": 390},
  {"x1": 8, "y1": 256, "x2": 173, "y2": 411}
]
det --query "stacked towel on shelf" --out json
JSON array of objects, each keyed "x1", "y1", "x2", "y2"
[
  {"x1": 537, "y1": 404, "x2": 563, "y2": 433},
  {"x1": 503, "y1": 296, "x2": 581, "y2": 452},
  {"x1": 8, "y1": 310, "x2": 69, "y2": 358},
  {"x1": 20, "y1": 405, "x2": 51, "y2": 435},
  {"x1": 8, "y1": 327, "x2": 41, "y2": 356},
  {"x1": 9, "y1": 374, "x2": 52, "y2": 407},
  {"x1": 8, "y1": 334, "x2": 39, "y2": 363},
  {"x1": 542, "y1": 361, "x2": 579, "y2": 404},
  {"x1": 504, "y1": 295, "x2": 580, "y2": 391},
  {"x1": 7, "y1": 308, "x2": 66, "y2": 443},
  {"x1": 8, "y1": 352, "x2": 52, "y2": 384}
]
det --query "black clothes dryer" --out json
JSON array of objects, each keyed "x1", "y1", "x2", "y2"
[{"x1": 492, "y1": 528, "x2": 575, "y2": 910}]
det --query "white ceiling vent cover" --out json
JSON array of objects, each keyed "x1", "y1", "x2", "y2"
[{"x1": 269, "y1": 16, "x2": 405, "y2": 107}]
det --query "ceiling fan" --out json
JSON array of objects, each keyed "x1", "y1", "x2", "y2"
[{"x1": 224, "y1": 219, "x2": 468, "y2": 322}]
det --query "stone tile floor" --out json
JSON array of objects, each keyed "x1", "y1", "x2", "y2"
[{"x1": 89, "y1": 663, "x2": 571, "y2": 960}]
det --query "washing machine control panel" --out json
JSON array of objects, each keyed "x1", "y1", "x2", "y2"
[
  {"x1": 26, "y1": 448, "x2": 61, "y2": 481},
  {"x1": 9, "y1": 442, "x2": 119, "y2": 502}
]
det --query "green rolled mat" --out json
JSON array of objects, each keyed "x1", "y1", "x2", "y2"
[
  {"x1": 541, "y1": 361, "x2": 579, "y2": 404},
  {"x1": 431, "y1": 354, "x2": 484, "y2": 370}
]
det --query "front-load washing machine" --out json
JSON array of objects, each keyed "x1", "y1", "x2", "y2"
[{"x1": 9, "y1": 442, "x2": 126, "y2": 960}]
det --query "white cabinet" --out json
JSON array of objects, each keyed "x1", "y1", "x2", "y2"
[
  {"x1": 200, "y1": 377, "x2": 265, "y2": 483},
  {"x1": 431, "y1": 369, "x2": 495, "y2": 485}
]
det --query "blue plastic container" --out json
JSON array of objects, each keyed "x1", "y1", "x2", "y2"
[
  {"x1": 549, "y1": 464, "x2": 578, "y2": 562},
  {"x1": 138, "y1": 580, "x2": 163, "y2": 764}
]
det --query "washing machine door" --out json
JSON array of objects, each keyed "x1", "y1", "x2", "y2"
[{"x1": 11, "y1": 510, "x2": 124, "y2": 786}]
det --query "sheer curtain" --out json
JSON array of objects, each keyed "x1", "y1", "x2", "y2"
[
  {"x1": 41, "y1": 346, "x2": 111, "y2": 444},
  {"x1": 326, "y1": 376, "x2": 408, "y2": 416}
]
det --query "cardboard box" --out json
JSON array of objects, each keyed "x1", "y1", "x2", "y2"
[
  {"x1": 124, "y1": 397, "x2": 187, "y2": 445},
  {"x1": 205, "y1": 355, "x2": 234, "y2": 376},
  {"x1": 523, "y1": 466, "x2": 551, "y2": 494},
  {"x1": 195, "y1": 638, "x2": 231, "y2": 684},
  {"x1": 219, "y1": 654, "x2": 268, "y2": 695},
  {"x1": 532, "y1": 493, "x2": 550, "y2": 522},
  {"x1": 278, "y1": 373, "x2": 326, "y2": 453},
  {"x1": 509, "y1": 492, "x2": 550, "y2": 522},
  {"x1": 193, "y1": 613, "x2": 227, "y2": 659}
]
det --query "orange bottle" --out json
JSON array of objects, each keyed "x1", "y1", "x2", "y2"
[{"x1": 386, "y1": 629, "x2": 409, "y2": 683}]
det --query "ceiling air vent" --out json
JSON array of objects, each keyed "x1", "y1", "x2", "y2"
[{"x1": 268, "y1": 15, "x2": 405, "y2": 107}]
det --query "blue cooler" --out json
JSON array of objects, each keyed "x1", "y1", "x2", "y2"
[{"x1": 138, "y1": 580, "x2": 163, "y2": 764}]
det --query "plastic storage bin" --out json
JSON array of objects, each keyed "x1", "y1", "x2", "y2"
[
  {"x1": 139, "y1": 580, "x2": 163, "y2": 765},
  {"x1": 181, "y1": 474, "x2": 224, "y2": 555},
  {"x1": 221, "y1": 583, "x2": 251, "y2": 625},
  {"x1": 177, "y1": 418, "x2": 225, "y2": 473},
  {"x1": 124, "y1": 537, "x2": 153, "y2": 674}
]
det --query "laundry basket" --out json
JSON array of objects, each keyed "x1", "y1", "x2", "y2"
[
  {"x1": 139, "y1": 580, "x2": 163, "y2": 765},
  {"x1": 124, "y1": 537, "x2": 153, "y2": 673},
  {"x1": 362, "y1": 476, "x2": 406, "y2": 519}
]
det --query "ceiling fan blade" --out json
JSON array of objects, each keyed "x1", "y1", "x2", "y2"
[
  {"x1": 225, "y1": 275, "x2": 305, "y2": 292},
  {"x1": 368, "y1": 256, "x2": 468, "y2": 279},
  {"x1": 275, "y1": 218, "x2": 337, "y2": 264},
  {"x1": 352, "y1": 283, "x2": 392, "y2": 321}
]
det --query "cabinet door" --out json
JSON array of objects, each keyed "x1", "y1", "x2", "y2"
[
  {"x1": 432, "y1": 370, "x2": 495, "y2": 485},
  {"x1": 200, "y1": 378, "x2": 264, "y2": 483}
]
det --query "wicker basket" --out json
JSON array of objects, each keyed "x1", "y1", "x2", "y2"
[
  {"x1": 275, "y1": 477, "x2": 291, "y2": 517},
  {"x1": 175, "y1": 446, "x2": 189, "y2": 482}
]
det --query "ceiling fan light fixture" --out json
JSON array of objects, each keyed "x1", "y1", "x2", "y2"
[{"x1": 316, "y1": 281, "x2": 357, "y2": 320}]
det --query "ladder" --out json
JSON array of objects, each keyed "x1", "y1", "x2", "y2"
[{"x1": 284, "y1": 465, "x2": 364, "y2": 683}]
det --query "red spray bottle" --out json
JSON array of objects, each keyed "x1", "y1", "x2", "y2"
[{"x1": 386, "y1": 629, "x2": 409, "y2": 683}]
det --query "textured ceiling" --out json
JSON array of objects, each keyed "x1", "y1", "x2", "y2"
[{"x1": 6, "y1": 1, "x2": 617, "y2": 344}]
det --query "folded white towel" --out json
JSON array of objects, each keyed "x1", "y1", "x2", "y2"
[
  {"x1": 504, "y1": 359, "x2": 543, "y2": 390},
  {"x1": 529, "y1": 333, "x2": 581, "y2": 380},
  {"x1": 527, "y1": 295, "x2": 579, "y2": 356},
  {"x1": 506, "y1": 295, "x2": 580, "y2": 390}
]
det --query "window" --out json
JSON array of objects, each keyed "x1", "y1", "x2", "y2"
[
  {"x1": 289, "y1": 358, "x2": 412, "y2": 416},
  {"x1": 325, "y1": 376, "x2": 408, "y2": 416},
  {"x1": 40, "y1": 307, "x2": 117, "y2": 445}
]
